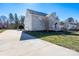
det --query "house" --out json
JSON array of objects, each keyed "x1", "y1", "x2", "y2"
[
  {"x1": 59, "y1": 21, "x2": 65, "y2": 31},
  {"x1": 76, "y1": 23, "x2": 79, "y2": 30},
  {"x1": 64, "y1": 18, "x2": 77, "y2": 31},
  {"x1": 24, "y1": 9, "x2": 61, "y2": 31},
  {"x1": 46, "y1": 13, "x2": 61, "y2": 31}
]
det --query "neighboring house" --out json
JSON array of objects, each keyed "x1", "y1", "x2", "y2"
[
  {"x1": 76, "y1": 23, "x2": 79, "y2": 30},
  {"x1": 64, "y1": 22, "x2": 77, "y2": 30},
  {"x1": 64, "y1": 18, "x2": 77, "y2": 30},
  {"x1": 24, "y1": 9, "x2": 61, "y2": 31}
]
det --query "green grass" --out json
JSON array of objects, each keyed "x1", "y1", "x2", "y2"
[
  {"x1": 0, "y1": 29, "x2": 6, "y2": 33},
  {"x1": 25, "y1": 31, "x2": 79, "y2": 52}
]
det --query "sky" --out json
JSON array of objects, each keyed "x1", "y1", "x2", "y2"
[{"x1": 0, "y1": 3, "x2": 79, "y2": 21}]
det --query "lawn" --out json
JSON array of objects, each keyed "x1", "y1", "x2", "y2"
[
  {"x1": 0, "y1": 29, "x2": 5, "y2": 33},
  {"x1": 25, "y1": 31, "x2": 79, "y2": 52}
]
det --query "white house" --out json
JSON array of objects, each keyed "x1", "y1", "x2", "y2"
[
  {"x1": 76, "y1": 23, "x2": 79, "y2": 30},
  {"x1": 24, "y1": 9, "x2": 62, "y2": 31},
  {"x1": 64, "y1": 18, "x2": 77, "y2": 30}
]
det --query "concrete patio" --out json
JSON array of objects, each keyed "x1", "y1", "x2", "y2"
[{"x1": 0, "y1": 30, "x2": 79, "y2": 56}]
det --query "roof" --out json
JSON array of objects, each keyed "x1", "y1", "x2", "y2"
[{"x1": 27, "y1": 9, "x2": 47, "y2": 16}]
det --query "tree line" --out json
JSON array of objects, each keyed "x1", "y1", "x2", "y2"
[{"x1": 0, "y1": 13, "x2": 25, "y2": 29}]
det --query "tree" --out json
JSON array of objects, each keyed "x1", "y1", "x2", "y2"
[
  {"x1": 0, "y1": 18, "x2": 2, "y2": 29},
  {"x1": 20, "y1": 16, "x2": 25, "y2": 25},
  {"x1": 14, "y1": 13, "x2": 19, "y2": 29},
  {"x1": 0, "y1": 16, "x2": 7, "y2": 29},
  {"x1": 9, "y1": 13, "x2": 14, "y2": 24},
  {"x1": 0, "y1": 18, "x2": 2, "y2": 23},
  {"x1": 6, "y1": 20, "x2": 9, "y2": 29},
  {"x1": 0, "y1": 16, "x2": 7, "y2": 24}
]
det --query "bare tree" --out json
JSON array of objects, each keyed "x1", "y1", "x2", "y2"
[
  {"x1": 0, "y1": 15, "x2": 7, "y2": 23},
  {"x1": 0, "y1": 18, "x2": 2, "y2": 29},
  {"x1": 0, "y1": 16, "x2": 7, "y2": 29},
  {"x1": 14, "y1": 13, "x2": 19, "y2": 29},
  {"x1": 6, "y1": 20, "x2": 9, "y2": 29},
  {"x1": 9, "y1": 13, "x2": 14, "y2": 24},
  {"x1": 20, "y1": 16, "x2": 25, "y2": 25}
]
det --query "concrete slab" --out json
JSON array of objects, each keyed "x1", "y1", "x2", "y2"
[{"x1": 0, "y1": 30, "x2": 79, "y2": 56}]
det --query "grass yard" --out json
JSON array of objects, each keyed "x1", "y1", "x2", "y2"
[
  {"x1": 25, "y1": 31, "x2": 79, "y2": 52},
  {"x1": 0, "y1": 29, "x2": 6, "y2": 33}
]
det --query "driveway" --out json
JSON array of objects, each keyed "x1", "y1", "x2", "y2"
[{"x1": 0, "y1": 30, "x2": 79, "y2": 56}]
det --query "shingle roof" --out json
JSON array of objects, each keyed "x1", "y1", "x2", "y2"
[{"x1": 27, "y1": 9, "x2": 47, "y2": 16}]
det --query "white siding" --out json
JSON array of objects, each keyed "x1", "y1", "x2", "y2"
[
  {"x1": 24, "y1": 11, "x2": 32, "y2": 31},
  {"x1": 31, "y1": 14, "x2": 45, "y2": 31},
  {"x1": 24, "y1": 10, "x2": 62, "y2": 31},
  {"x1": 47, "y1": 13, "x2": 60, "y2": 31}
]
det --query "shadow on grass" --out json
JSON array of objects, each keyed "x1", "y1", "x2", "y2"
[
  {"x1": 24, "y1": 31, "x2": 79, "y2": 38},
  {"x1": 20, "y1": 31, "x2": 36, "y2": 41}
]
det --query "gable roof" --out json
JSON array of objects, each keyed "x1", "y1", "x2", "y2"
[{"x1": 27, "y1": 9, "x2": 47, "y2": 16}]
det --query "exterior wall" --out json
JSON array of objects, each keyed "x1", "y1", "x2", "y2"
[
  {"x1": 24, "y1": 10, "x2": 32, "y2": 31},
  {"x1": 24, "y1": 10, "x2": 46, "y2": 31},
  {"x1": 31, "y1": 14, "x2": 45, "y2": 31},
  {"x1": 47, "y1": 13, "x2": 60, "y2": 31},
  {"x1": 76, "y1": 23, "x2": 79, "y2": 30},
  {"x1": 64, "y1": 22, "x2": 77, "y2": 30},
  {"x1": 25, "y1": 10, "x2": 70, "y2": 31},
  {"x1": 59, "y1": 24, "x2": 64, "y2": 31},
  {"x1": 52, "y1": 24, "x2": 61, "y2": 31}
]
